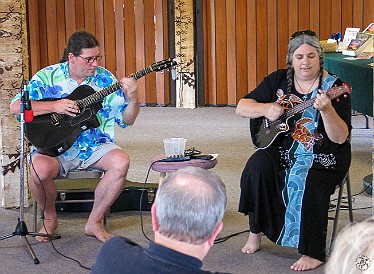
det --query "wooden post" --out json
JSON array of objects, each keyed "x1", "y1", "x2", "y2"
[
  {"x1": 0, "y1": 0, "x2": 29, "y2": 208},
  {"x1": 174, "y1": 0, "x2": 195, "y2": 108}
]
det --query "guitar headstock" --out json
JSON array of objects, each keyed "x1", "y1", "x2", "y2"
[{"x1": 151, "y1": 58, "x2": 178, "y2": 72}]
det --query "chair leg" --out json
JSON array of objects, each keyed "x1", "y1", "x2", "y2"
[
  {"x1": 103, "y1": 209, "x2": 110, "y2": 230},
  {"x1": 328, "y1": 172, "x2": 354, "y2": 256},
  {"x1": 33, "y1": 198, "x2": 38, "y2": 232},
  {"x1": 345, "y1": 173, "x2": 354, "y2": 223},
  {"x1": 328, "y1": 181, "x2": 344, "y2": 255}
]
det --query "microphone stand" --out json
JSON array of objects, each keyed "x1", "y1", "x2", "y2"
[{"x1": 0, "y1": 82, "x2": 59, "y2": 264}]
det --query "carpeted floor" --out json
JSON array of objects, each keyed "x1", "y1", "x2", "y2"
[{"x1": 0, "y1": 107, "x2": 372, "y2": 274}]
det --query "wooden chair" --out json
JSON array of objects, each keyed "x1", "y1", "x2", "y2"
[{"x1": 32, "y1": 169, "x2": 107, "y2": 233}]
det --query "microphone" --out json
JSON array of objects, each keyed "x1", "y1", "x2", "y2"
[{"x1": 23, "y1": 81, "x2": 34, "y2": 122}]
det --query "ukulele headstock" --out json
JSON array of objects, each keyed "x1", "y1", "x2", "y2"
[{"x1": 328, "y1": 82, "x2": 352, "y2": 102}]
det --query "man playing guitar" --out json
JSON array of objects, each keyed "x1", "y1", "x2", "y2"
[{"x1": 10, "y1": 31, "x2": 140, "y2": 243}]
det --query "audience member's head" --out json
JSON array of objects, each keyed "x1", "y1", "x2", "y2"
[
  {"x1": 325, "y1": 216, "x2": 374, "y2": 274},
  {"x1": 152, "y1": 166, "x2": 226, "y2": 259}
]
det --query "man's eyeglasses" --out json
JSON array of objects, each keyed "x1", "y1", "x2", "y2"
[
  {"x1": 77, "y1": 54, "x2": 102, "y2": 64},
  {"x1": 290, "y1": 30, "x2": 316, "y2": 40}
]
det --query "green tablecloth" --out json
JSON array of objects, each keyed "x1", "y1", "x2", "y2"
[{"x1": 324, "y1": 52, "x2": 373, "y2": 116}]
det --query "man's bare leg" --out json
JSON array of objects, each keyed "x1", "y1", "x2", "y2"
[
  {"x1": 290, "y1": 255, "x2": 324, "y2": 271},
  {"x1": 242, "y1": 232, "x2": 263, "y2": 254},
  {"x1": 85, "y1": 149, "x2": 129, "y2": 242},
  {"x1": 29, "y1": 154, "x2": 60, "y2": 242}
]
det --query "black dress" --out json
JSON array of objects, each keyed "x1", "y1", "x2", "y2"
[{"x1": 238, "y1": 69, "x2": 351, "y2": 261}]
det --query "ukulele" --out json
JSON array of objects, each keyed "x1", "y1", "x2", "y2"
[{"x1": 251, "y1": 83, "x2": 352, "y2": 149}]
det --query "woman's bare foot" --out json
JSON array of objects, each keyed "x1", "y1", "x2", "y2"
[
  {"x1": 35, "y1": 217, "x2": 58, "y2": 243},
  {"x1": 241, "y1": 232, "x2": 263, "y2": 254},
  {"x1": 290, "y1": 255, "x2": 324, "y2": 271},
  {"x1": 84, "y1": 220, "x2": 113, "y2": 242}
]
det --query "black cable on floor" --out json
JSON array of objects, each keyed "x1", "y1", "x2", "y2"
[
  {"x1": 30, "y1": 160, "x2": 92, "y2": 271},
  {"x1": 138, "y1": 161, "x2": 158, "y2": 242},
  {"x1": 214, "y1": 230, "x2": 249, "y2": 244}
]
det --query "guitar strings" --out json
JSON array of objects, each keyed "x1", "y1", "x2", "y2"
[{"x1": 264, "y1": 85, "x2": 346, "y2": 127}]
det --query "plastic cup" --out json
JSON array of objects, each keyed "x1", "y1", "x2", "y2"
[{"x1": 163, "y1": 138, "x2": 187, "y2": 158}]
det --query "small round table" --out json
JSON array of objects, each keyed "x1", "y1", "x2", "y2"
[{"x1": 151, "y1": 156, "x2": 218, "y2": 184}]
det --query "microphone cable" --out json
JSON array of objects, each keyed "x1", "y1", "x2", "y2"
[
  {"x1": 29, "y1": 158, "x2": 92, "y2": 271},
  {"x1": 138, "y1": 161, "x2": 157, "y2": 242}
]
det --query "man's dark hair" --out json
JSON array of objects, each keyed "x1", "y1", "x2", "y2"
[{"x1": 60, "y1": 30, "x2": 100, "y2": 62}]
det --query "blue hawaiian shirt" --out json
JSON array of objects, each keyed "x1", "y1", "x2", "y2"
[{"x1": 12, "y1": 62, "x2": 129, "y2": 161}]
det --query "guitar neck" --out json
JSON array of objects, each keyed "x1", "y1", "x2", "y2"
[
  {"x1": 281, "y1": 84, "x2": 350, "y2": 120},
  {"x1": 77, "y1": 65, "x2": 156, "y2": 109},
  {"x1": 49, "y1": 58, "x2": 176, "y2": 124},
  {"x1": 282, "y1": 97, "x2": 316, "y2": 119}
]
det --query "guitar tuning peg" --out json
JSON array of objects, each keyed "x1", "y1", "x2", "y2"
[{"x1": 336, "y1": 98, "x2": 340, "y2": 102}]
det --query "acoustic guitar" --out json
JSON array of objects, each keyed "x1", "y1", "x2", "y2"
[
  {"x1": 25, "y1": 58, "x2": 177, "y2": 157},
  {"x1": 251, "y1": 83, "x2": 352, "y2": 149}
]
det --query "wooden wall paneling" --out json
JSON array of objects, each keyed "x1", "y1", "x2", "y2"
[
  {"x1": 236, "y1": 0, "x2": 248, "y2": 100},
  {"x1": 298, "y1": 0, "x2": 310, "y2": 30},
  {"x1": 83, "y1": 0, "x2": 97, "y2": 35},
  {"x1": 45, "y1": 0, "x2": 58, "y2": 64},
  {"x1": 27, "y1": 0, "x2": 40, "y2": 76},
  {"x1": 114, "y1": 0, "x2": 126, "y2": 77},
  {"x1": 25, "y1": 0, "x2": 371, "y2": 107},
  {"x1": 202, "y1": 0, "x2": 209, "y2": 104},
  {"x1": 277, "y1": 0, "x2": 288, "y2": 69},
  {"x1": 363, "y1": 0, "x2": 374, "y2": 27},
  {"x1": 65, "y1": 0, "x2": 76, "y2": 38},
  {"x1": 94, "y1": 0, "x2": 105, "y2": 65},
  {"x1": 56, "y1": 0, "x2": 66, "y2": 62},
  {"x1": 309, "y1": 0, "x2": 320, "y2": 35},
  {"x1": 38, "y1": 0, "x2": 48, "y2": 69},
  {"x1": 75, "y1": 0, "x2": 85, "y2": 30},
  {"x1": 226, "y1": 0, "x2": 237, "y2": 105},
  {"x1": 144, "y1": 0, "x2": 157, "y2": 104},
  {"x1": 246, "y1": 0, "x2": 257, "y2": 90},
  {"x1": 103, "y1": 0, "x2": 116, "y2": 74},
  {"x1": 162, "y1": 0, "x2": 170, "y2": 105},
  {"x1": 267, "y1": 0, "x2": 277, "y2": 73},
  {"x1": 288, "y1": 0, "x2": 298, "y2": 34},
  {"x1": 124, "y1": 0, "x2": 136, "y2": 76},
  {"x1": 352, "y1": 1, "x2": 363, "y2": 29},
  {"x1": 215, "y1": 0, "x2": 227, "y2": 105},
  {"x1": 341, "y1": 0, "x2": 353, "y2": 31},
  {"x1": 331, "y1": 0, "x2": 342, "y2": 34},
  {"x1": 256, "y1": 0, "x2": 268, "y2": 82},
  {"x1": 205, "y1": 0, "x2": 217, "y2": 105},
  {"x1": 155, "y1": 0, "x2": 166, "y2": 105},
  {"x1": 134, "y1": 0, "x2": 146, "y2": 104},
  {"x1": 318, "y1": 0, "x2": 331, "y2": 39}
]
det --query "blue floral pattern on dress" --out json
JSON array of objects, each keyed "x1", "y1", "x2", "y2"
[{"x1": 276, "y1": 75, "x2": 337, "y2": 248}]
